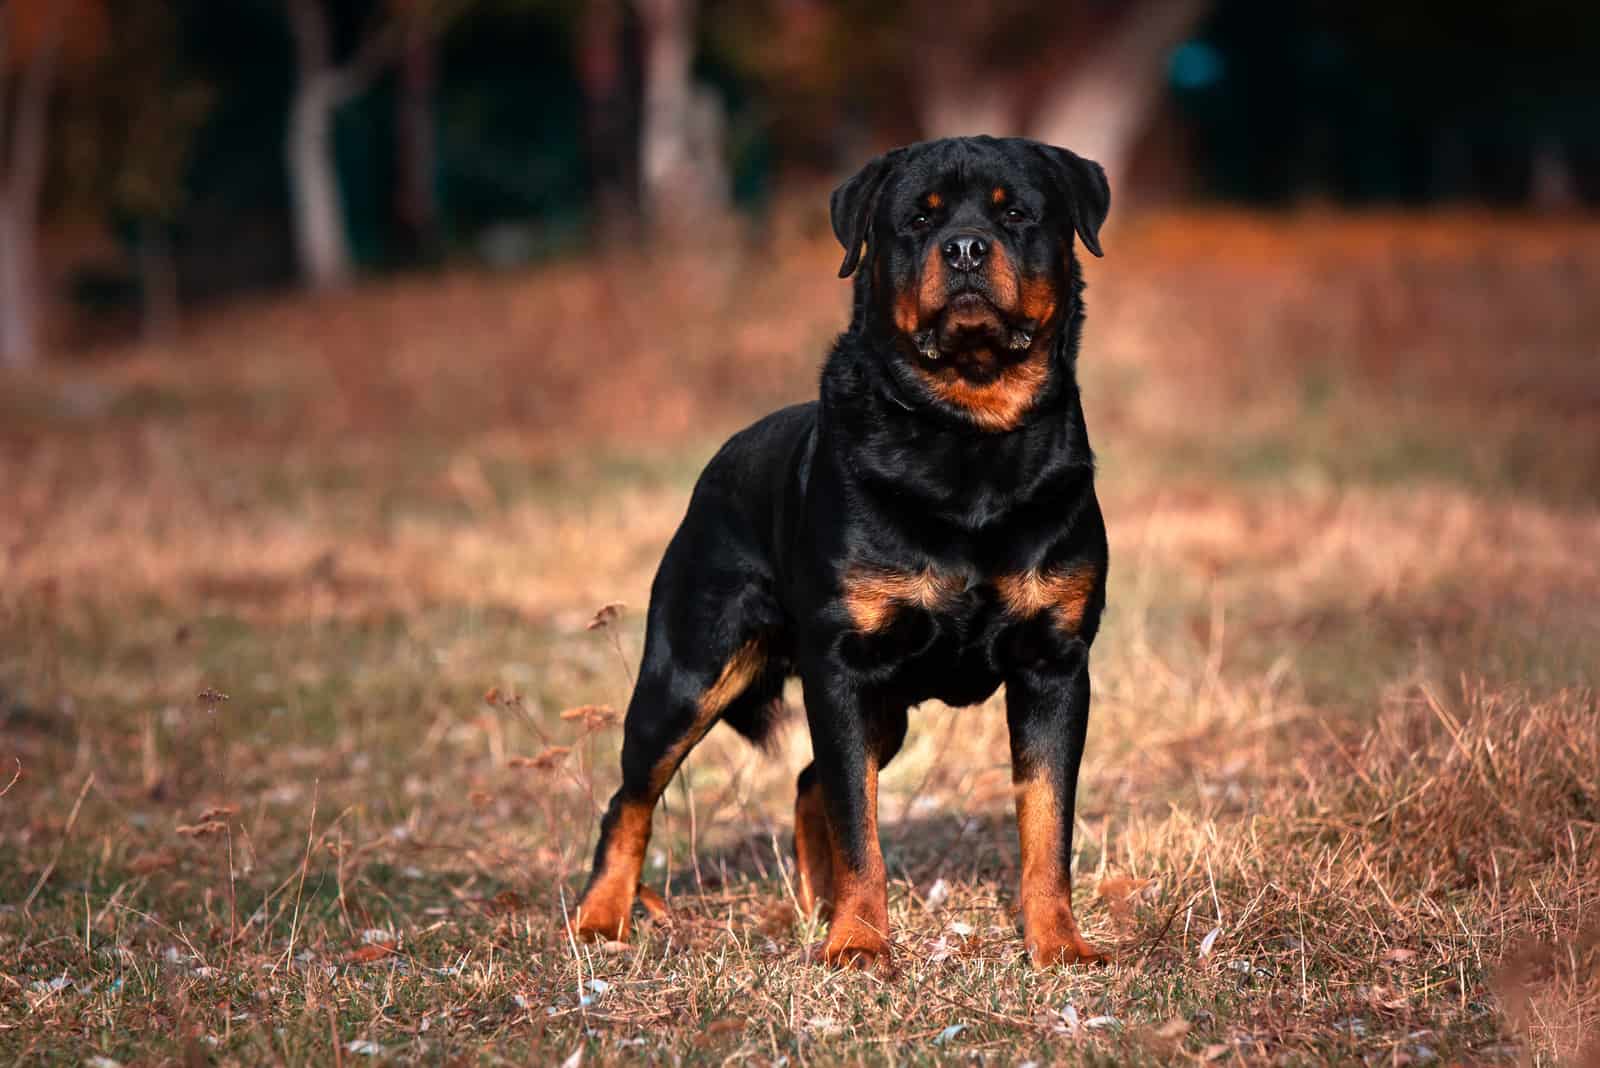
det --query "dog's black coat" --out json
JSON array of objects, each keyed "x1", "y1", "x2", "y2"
[{"x1": 575, "y1": 136, "x2": 1112, "y2": 967}]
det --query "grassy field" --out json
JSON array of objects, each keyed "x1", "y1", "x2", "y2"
[{"x1": 2, "y1": 211, "x2": 1598, "y2": 1065}]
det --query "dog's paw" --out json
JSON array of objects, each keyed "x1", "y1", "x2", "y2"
[
  {"x1": 810, "y1": 913, "x2": 894, "y2": 974},
  {"x1": 568, "y1": 883, "x2": 635, "y2": 944},
  {"x1": 1025, "y1": 930, "x2": 1108, "y2": 969}
]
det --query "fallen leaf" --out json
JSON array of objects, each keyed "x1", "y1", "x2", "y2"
[
  {"x1": 484, "y1": 890, "x2": 527, "y2": 915},
  {"x1": 1198, "y1": 925, "x2": 1222, "y2": 958},
  {"x1": 344, "y1": 942, "x2": 397, "y2": 964},
  {"x1": 1154, "y1": 1017, "x2": 1190, "y2": 1040},
  {"x1": 1380, "y1": 947, "x2": 1418, "y2": 963}
]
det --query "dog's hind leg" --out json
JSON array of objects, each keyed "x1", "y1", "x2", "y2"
[{"x1": 571, "y1": 634, "x2": 773, "y2": 943}]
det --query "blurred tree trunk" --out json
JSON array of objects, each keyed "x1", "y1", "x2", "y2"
[
  {"x1": 0, "y1": 3, "x2": 66, "y2": 369},
  {"x1": 394, "y1": 18, "x2": 440, "y2": 263},
  {"x1": 635, "y1": 0, "x2": 727, "y2": 231},
  {"x1": 914, "y1": 4, "x2": 1024, "y2": 139},
  {"x1": 1027, "y1": 0, "x2": 1209, "y2": 189},
  {"x1": 579, "y1": 0, "x2": 641, "y2": 242},
  {"x1": 137, "y1": 221, "x2": 179, "y2": 345},
  {"x1": 283, "y1": 0, "x2": 403, "y2": 291},
  {"x1": 919, "y1": 80, "x2": 1017, "y2": 141}
]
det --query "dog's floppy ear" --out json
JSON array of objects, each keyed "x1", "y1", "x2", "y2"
[
  {"x1": 830, "y1": 149, "x2": 903, "y2": 278},
  {"x1": 1032, "y1": 143, "x2": 1110, "y2": 258}
]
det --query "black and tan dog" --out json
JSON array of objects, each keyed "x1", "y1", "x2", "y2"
[{"x1": 571, "y1": 136, "x2": 1111, "y2": 969}]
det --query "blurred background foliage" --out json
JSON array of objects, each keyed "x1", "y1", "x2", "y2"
[{"x1": 1, "y1": 0, "x2": 1597, "y2": 364}]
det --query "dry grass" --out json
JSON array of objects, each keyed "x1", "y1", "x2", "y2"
[{"x1": 2, "y1": 211, "x2": 1598, "y2": 1065}]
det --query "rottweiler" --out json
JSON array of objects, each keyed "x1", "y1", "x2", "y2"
[{"x1": 571, "y1": 135, "x2": 1111, "y2": 969}]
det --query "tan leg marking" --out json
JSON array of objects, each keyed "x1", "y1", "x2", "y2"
[
  {"x1": 1014, "y1": 777, "x2": 1105, "y2": 968},
  {"x1": 821, "y1": 755, "x2": 890, "y2": 969},
  {"x1": 572, "y1": 800, "x2": 653, "y2": 942},
  {"x1": 574, "y1": 639, "x2": 767, "y2": 942},
  {"x1": 646, "y1": 638, "x2": 766, "y2": 796},
  {"x1": 793, "y1": 776, "x2": 834, "y2": 919}
]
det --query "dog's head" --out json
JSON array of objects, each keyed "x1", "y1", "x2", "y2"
[{"x1": 831, "y1": 137, "x2": 1108, "y2": 430}]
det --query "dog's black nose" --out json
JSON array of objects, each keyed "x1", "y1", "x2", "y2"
[{"x1": 942, "y1": 233, "x2": 988, "y2": 272}]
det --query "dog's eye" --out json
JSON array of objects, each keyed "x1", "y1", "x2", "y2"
[
  {"x1": 1003, "y1": 207, "x2": 1026, "y2": 223},
  {"x1": 910, "y1": 213, "x2": 932, "y2": 231}
]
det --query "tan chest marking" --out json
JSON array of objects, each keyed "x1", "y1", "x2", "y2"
[
  {"x1": 995, "y1": 565, "x2": 1097, "y2": 635},
  {"x1": 843, "y1": 564, "x2": 1097, "y2": 636},
  {"x1": 842, "y1": 566, "x2": 967, "y2": 633},
  {"x1": 921, "y1": 353, "x2": 1048, "y2": 432}
]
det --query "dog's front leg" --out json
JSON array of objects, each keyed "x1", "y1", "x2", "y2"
[
  {"x1": 800, "y1": 666, "x2": 892, "y2": 969},
  {"x1": 1005, "y1": 644, "x2": 1107, "y2": 968}
]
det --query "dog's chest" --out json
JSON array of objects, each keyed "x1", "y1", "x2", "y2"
[{"x1": 835, "y1": 558, "x2": 1095, "y2": 699}]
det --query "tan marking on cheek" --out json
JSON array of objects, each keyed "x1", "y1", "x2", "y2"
[
  {"x1": 917, "y1": 243, "x2": 947, "y2": 319},
  {"x1": 996, "y1": 565, "x2": 1096, "y2": 634},
  {"x1": 986, "y1": 242, "x2": 1020, "y2": 310},
  {"x1": 894, "y1": 285, "x2": 920, "y2": 335},
  {"x1": 925, "y1": 192, "x2": 942, "y2": 209},
  {"x1": 646, "y1": 639, "x2": 765, "y2": 795},
  {"x1": 1020, "y1": 277, "x2": 1058, "y2": 324},
  {"x1": 842, "y1": 567, "x2": 965, "y2": 633}
]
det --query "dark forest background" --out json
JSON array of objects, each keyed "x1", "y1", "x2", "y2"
[{"x1": 2, "y1": 0, "x2": 1598, "y2": 365}]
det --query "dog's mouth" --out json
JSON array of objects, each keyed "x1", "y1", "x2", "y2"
[{"x1": 910, "y1": 293, "x2": 1036, "y2": 364}]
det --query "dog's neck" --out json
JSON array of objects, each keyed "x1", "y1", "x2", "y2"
[{"x1": 816, "y1": 291, "x2": 1094, "y2": 534}]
